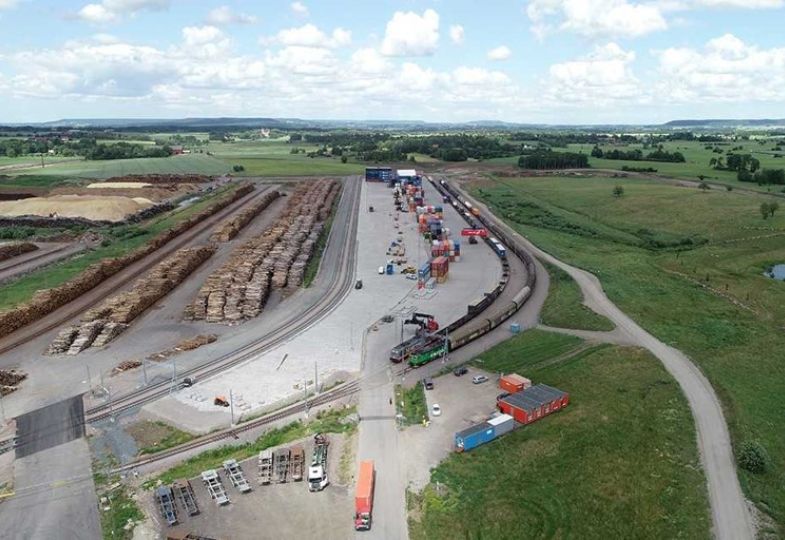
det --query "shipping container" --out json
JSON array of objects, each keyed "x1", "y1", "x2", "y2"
[
  {"x1": 498, "y1": 384, "x2": 569, "y2": 425},
  {"x1": 454, "y1": 422, "x2": 496, "y2": 452},
  {"x1": 354, "y1": 460, "x2": 375, "y2": 531},
  {"x1": 487, "y1": 413, "x2": 515, "y2": 436},
  {"x1": 499, "y1": 373, "x2": 531, "y2": 394}
]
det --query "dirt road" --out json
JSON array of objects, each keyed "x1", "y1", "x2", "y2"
[{"x1": 456, "y1": 180, "x2": 754, "y2": 540}]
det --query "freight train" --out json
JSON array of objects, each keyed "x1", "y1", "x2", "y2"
[{"x1": 389, "y1": 177, "x2": 537, "y2": 367}]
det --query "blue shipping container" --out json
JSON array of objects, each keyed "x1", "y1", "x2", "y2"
[{"x1": 454, "y1": 422, "x2": 496, "y2": 452}]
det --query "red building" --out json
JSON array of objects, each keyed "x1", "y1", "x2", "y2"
[{"x1": 497, "y1": 383, "x2": 569, "y2": 425}]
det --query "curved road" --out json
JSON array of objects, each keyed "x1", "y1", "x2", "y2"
[{"x1": 454, "y1": 179, "x2": 754, "y2": 540}]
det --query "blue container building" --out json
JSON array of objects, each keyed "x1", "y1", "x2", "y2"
[{"x1": 454, "y1": 421, "x2": 496, "y2": 452}]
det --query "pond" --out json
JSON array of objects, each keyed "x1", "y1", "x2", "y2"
[{"x1": 764, "y1": 264, "x2": 785, "y2": 281}]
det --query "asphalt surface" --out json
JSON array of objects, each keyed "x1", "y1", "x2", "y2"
[
  {"x1": 14, "y1": 395, "x2": 85, "y2": 458},
  {"x1": 456, "y1": 180, "x2": 755, "y2": 540},
  {"x1": 0, "y1": 438, "x2": 100, "y2": 540}
]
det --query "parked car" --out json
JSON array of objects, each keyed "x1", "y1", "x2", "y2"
[
  {"x1": 431, "y1": 404, "x2": 442, "y2": 416},
  {"x1": 453, "y1": 366, "x2": 468, "y2": 377},
  {"x1": 472, "y1": 375, "x2": 489, "y2": 385},
  {"x1": 405, "y1": 274, "x2": 418, "y2": 280},
  {"x1": 378, "y1": 266, "x2": 385, "y2": 275},
  {"x1": 355, "y1": 280, "x2": 363, "y2": 289},
  {"x1": 422, "y1": 377, "x2": 434, "y2": 390}
]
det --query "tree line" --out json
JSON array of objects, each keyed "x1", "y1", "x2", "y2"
[
  {"x1": 591, "y1": 145, "x2": 685, "y2": 163},
  {"x1": 518, "y1": 150, "x2": 589, "y2": 169}
]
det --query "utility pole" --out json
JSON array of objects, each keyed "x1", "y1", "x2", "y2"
[
  {"x1": 141, "y1": 358, "x2": 148, "y2": 386},
  {"x1": 229, "y1": 389, "x2": 235, "y2": 427},
  {"x1": 85, "y1": 364, "x2": 92, "y2": 395},
  {"x1": 0, "y1": 392, "x2": 5, "y2": 423},
  {"x1": 314, "y1": 361, "x2": 318, "y2": 395}
]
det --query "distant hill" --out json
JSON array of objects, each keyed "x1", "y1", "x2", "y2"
[{"x1": 665, "y1": 119, "x2": 785, "y2": 128}]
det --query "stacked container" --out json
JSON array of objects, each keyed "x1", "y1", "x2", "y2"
[
  {"x1": 431, "y1": 239, "x2": 462, "y2": 260},
  {"x1": 431, "y1": 256, "x2": 449, "y2": 283}
]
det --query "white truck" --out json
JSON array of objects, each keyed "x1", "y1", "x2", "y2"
[{"x1": 308, "y1": 434, "x2": 330, "y2": 492}]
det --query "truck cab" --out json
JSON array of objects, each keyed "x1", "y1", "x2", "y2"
[{"x1": 307, "y1": 464, "x2": 329, "y2": 491}]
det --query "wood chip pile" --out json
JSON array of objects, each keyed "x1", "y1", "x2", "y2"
[
  {"x1": 210, "y1": 190, "x2": 280, "y2": 243},
  {"x1": 0, "y1": 242, "x2": 38, "y2": 263},
  {"x1": 186, "y1": 179, "x2": 341, "y2": 324},
  {"x1": 47, "y1": 245, "x2": 215, "y2": 355},
  {"x1": 0, "y1": 369, "x2": 27, "y2": 396},
  {"x1": 0, "y1": 183, "x2": 254, "y2": 340}
]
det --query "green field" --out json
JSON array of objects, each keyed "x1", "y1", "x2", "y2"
[
  {"x1": 539, "y1": 261, "x2": 615, "y2": 331},
  {"x1": 395, "y1": 382, "x2": 429, "y2": 426},
  {"x1": 472, "y1": 174, "x2": 785, "y2": 534},
  {"x1": 410, "y1": 330, "x2": 710, "y2": 539},
  {"x1": 11, "y1": 153, "x2": 230, "y2": 179}
]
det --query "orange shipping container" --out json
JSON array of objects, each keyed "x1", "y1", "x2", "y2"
[
  {"x1": 499, "y1": 373, "x2": 531, "y2": 393},
  {"x1": 355, "y1": 460, "x2": 375, "y2": 531}
]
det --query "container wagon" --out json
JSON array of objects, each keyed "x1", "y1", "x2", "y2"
[
  {"x1": 290, "y1": 445, "x2": 305, "y2": 481},
  {"x1": 172, "y1": 480, "x2": 199, "y2": 516},
  {"x1": 156, "y1": 486, "x2": 178, "y2": 526}
]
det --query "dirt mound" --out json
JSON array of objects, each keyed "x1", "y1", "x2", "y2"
[{"x1": 0, "y1": 195, "x2": 154, "y2": 222}]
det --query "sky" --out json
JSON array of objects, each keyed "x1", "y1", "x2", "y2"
[{"x1": 0, "y1": 0, "x2": 784, "y2": 124}]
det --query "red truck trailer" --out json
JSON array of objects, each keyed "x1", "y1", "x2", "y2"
[{"x1": 354, "y1": 460, "x2": 375, "y2": 531}]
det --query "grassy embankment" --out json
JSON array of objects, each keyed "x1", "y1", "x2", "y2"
[
  {"x1": 128, "y1": 421, "x2": 196, "y2": 455},
  {"x1": 0, "y1": 182, "x2": 243, "y2": 311},
  {"x1": 409, "y1": 329, "x2": 711, "y2": 539},
  {"x1": 471, "y1": 174, "x2": 785, "y2": 535},
  {"x1": 539, "y1": 261, "x2": 615, "y2": 331},
  {"x1": 93, "y1": 457, "x2": 144, "y2": 540},
  {"x1": 151, "y1": 406, "x2": 356, "y2": 486},
  {"x1": 394, "y1": 382, "x2": 429, "y2": 426}
]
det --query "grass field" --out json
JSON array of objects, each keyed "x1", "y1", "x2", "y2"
[
  {"x1": 409, "y1": 330, "x2": 710, "y2": 539},
  {"x1": 208, "y1": 140, "x2": 364, "y2": 176},
  {"x1": 540, "y1": 261, "x2": 615, "y2": 331},
  {"x1": 395, "y1": 382, "x2": 429, "y2": 426},
  {"x1": 472, "y1": 174, "x2": 785, "y2": 534},
  {"x1": 11, "y1": 154, "x2": 230, "y2": 179}
]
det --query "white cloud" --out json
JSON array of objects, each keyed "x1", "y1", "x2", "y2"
[
  {"x1": 449, "y1": 24, "x2": 464, "y2": 44},
  {"x1": 182, "y1": 25, "x2": 224, "y2": 46},
  {"x1": 272, "y1": 24, "x2": 351, "y2": 48},
  {"x1": 291, "y1": 1, "x2": 309, "y2": 16},
  {"x1": 76, "y1": 0, "x2": 169, "y2": 24},
  {"x1": 527, "y1": 0, "x2": 668, "y2": 39},
  {"x1": 545, "y1": 42, "x2": 642, "y2": 103},
  {"x1": 206, "y1": 6, "x2": 257, "y2": 26},
  {"x1": 487, "y1": 45, "x2": 512, "y2": 61},
  {"x1": 695, "y1": 0, "x2": 783, "y2": 6},
  {"x1": 381, "y1": 9, "x2": 440, "y2": 56},
  {"x1": 0, "y1": 0, "x2": 19, "y2": 9},
  {"x1": 351, "y1": 48, "x2": 392, "y2": 75},
  {"x1": 655, "y1": 34, "x2": 785, "y2": 102}
]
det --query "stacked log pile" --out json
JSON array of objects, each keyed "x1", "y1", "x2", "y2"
[
  {"x1": 210, "y1": 190, "x2": 280, "y2": 243},
  {"x1": 47, "y1": 245, "x2": 215, "y2": 354},
  {"x1": 186, "y1": 179, "x2": 340, "y2": 324},
  {"x1": 0, "y1": 242, "x2": 38, "y2": 263},
  {"x1": 0, "y1": 183, "x2": 254, "y2": 340},
  {"x1": 0, "y1": 369, "x2": 27, "y2": 396}
]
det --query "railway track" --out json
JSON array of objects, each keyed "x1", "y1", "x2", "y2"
[
  {"x1": 115, "y1": 379, "x2": 361, "y2": 471},
  {"x1": 107, "y1": 175, "x2": 541, "y2": 469},
  {"x1": 0, "y1": 244, "x2": 73, "y2": 278},
  {"x1": 0, "y1": 184, "x2": 274, "y2": 356},
  {"x1": 86, "y1": 176, "x2": 362, "y2": 423}
]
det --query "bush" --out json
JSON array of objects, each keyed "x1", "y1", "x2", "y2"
[
  {"x1": 738, "y1": 441, "x2": 769, "y2": 473},
  {"x1": 232, "y1": 164, "x2": 245, "y2": 172}
]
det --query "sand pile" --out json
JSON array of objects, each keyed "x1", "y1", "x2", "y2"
[
  {"x1": 0, "y1": 195, "x2": 154, "y2": 222},
  {"x1": 86, "y1": 182, "x2": 152, "y2": 189}
]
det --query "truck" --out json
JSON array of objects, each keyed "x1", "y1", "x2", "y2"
[
  {"x1": 308, "y1": 434, "x2": 330, "y2": 492},
  {"x1": 290, "y1": 445, "x2": 305, "y2": 481},
  {"x1": 354, "y1": 460, "x2": 375, "y2": 531}
]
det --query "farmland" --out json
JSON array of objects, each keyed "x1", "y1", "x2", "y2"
[
  {"x1": 539, "y1": 261, "x2": 615, "y2": 331},
  {"x1": 472, "y1": 174, "x2": 785, "y2": 534},
  {"x1": 10, "y1": 154, "x2": 230, "y2": 179},
  {"x1": 409, "y1": 330, "x2": 710, "y2": 539}
]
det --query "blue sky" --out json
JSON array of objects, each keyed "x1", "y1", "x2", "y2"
[{"x1": 0, "y1": 0, "x2": 784, "y2": 123}]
